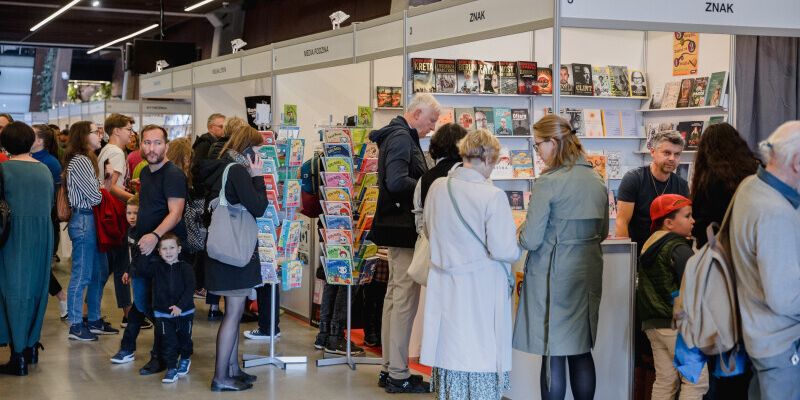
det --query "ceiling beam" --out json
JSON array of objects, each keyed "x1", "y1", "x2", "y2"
[{"x1": 0, "y1": 1, "x2": 207, "y2": 17}]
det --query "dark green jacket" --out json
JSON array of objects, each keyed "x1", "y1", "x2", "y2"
[{"x1": 637, "y1": 231, "x2": 694, "y2": 330}]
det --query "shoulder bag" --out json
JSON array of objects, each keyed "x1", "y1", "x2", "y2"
[
  {"x1": 0, "y1": 164, "x2": 11, "y2": 247},
  {"x1": 56, "y1": 170, "x2": 71, "y2": 222},
  {"x1": 206, "y1": 163, "x2": 258, "y2": 267},
  {"x1": 407, "y1": 229, "x2": 430, "y2": 286}
]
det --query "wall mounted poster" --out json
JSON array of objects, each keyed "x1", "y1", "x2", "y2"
[{"x1": 673, "y1": 32, "x2": 699, "y2": 76}]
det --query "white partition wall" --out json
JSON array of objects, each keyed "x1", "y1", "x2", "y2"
[{"x1": 193, "y1": 78, "x2": 272, "y2": 137}]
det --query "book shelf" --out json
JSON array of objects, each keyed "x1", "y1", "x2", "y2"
[{"x1": 639, "y1": 106, "x2": 726, "y2": 114}]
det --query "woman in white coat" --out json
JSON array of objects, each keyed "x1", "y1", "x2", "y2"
[{"x1": 421, "y1": 129, "x2": 521, "y2": 400}]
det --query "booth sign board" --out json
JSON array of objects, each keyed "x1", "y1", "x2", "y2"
[
  {"x1": 142, "y1": 102, "x2": 191, "y2": 115},
  {"x1": 560, "y1": 0, "x2": 800, "y2": 36},
  {"x1": 105, "y1": 101, "x2": 141, "y2": 114},
  {"x1": 406, "y1": 0, "x2": 553, "y2": 50},
  {"x1": 88, "y1": 102, "x2": 105, "y2": 115},
  {"x1": 173, "y1": 68, "x2": 192, "y2": 89},
  {"x1": 141, "y1": 73, "x2": 173, "y2": 95},
  {"x1": 356, "y1": 18, "x2": 404, "y2": 60},
  {"x1": 193, "y1": 58, "x2": 242, "y2": 85},
  {"x1": 273, "y1": 32, "x2": 354, "y2": 73},
  {"x1": 242, "y1": 50, "x2": 273, "y2": 78}
]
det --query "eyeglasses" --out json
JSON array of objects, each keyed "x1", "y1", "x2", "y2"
[
  {"x1": 533, "y1": 139, "x2": 550, "y2": 152},
  {"x1": 90, "y1": 130, "x2": 101, "y2": 136}
]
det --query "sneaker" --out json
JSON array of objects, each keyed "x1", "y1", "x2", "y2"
[
  {"x1": 162, "y1": 368, "x2": 179, "y2": 383},
  {"x1": 59, "y1": 300, "x2": 68, "y2": 320},
  {"x1": 141, "y1": 319, "x2": 153, "y2": 330},
  {"x1": 120, "y1": 317, "x2": 128, "y2": 328},
  {"x1": 378, "y1": 371, "x2": 389, "y2": 388},
  {"x1": 243, "y1": 329, "x2": 281, "y2": 341},
  {"x1": 314, "y1": 333, "x2": 328, "y2": 350},
  {"x1": 207, "y1": 309, "x2": 223, "y2": 321},
  {"x1": 364, "y1": 332, "x2": 380, "y2": 347},
  {"x1": 193, "y1": 289, "x2": 207, "y2": 299},
  {"x1": 139, "y1": 357, "x2": 166, "y2": 376},
  {"x1": 68, "y1": 323, "x2": 98, "y2": 341},
  {"x1": 177, "y1": 359, "x2": 191, "y2": 376},
  {"x1": 324, "y1": 337, "x2": 365, "y2": 356},
  {"x1": 88, "y1": 319, "x2": 119, "y2": 335},
  {"x1": 110, "y1": 350, "x2": 135, "y2": 364},
  {"x1": 384, "y1": 376, "x2": 431, "y2": 394}
]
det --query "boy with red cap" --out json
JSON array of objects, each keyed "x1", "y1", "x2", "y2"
[{"x1": 637, "y1": 194, "x2": 709, "y2": 399}]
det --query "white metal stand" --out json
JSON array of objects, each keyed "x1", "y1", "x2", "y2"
[
  {"x1": 242, "y1": 283, "x2": 308, "y2": 369},
  {"x1": 316, "y1": 284, "x2": 382, "y2": 370}
]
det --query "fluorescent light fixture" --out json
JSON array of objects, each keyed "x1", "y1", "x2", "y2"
[
  {"x1": 92, "y1": 0, "x2": 100, "y2": 6},
  {"x1": 30, "y1": 0, "x2": 82, "y2": 32},
  {"x1": 185, "y1": 0, "x2": 215, "y2": 12},
  {"x1": 87, "y1": 24, "x2": 158, "y2": 54}
]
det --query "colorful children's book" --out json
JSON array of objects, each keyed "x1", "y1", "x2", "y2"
[
  {"x1": 256, "y1": 217, "x2": 278, "y2": 239},
  {"x1": 280, "y1": 260, "x2": 303, "y2": 290},
  {"x1": 288, "y1": 138, "x2": 305, "y2": 167},
  {"x1": 321, "y1": 201, "x2": 352, "y2": 216},
  {"x1": 322, "y1": 187, "x2": 352, "y2": 202},
  {"x1": 324, "y1": 157, "x2": 353, "y2": 173},
  {"x1": 323, "y1": 172, "x2": 353, "y2": 189},
  {"x1": 586, "y1": 154, "x2": 608, "y2": 181},
  {"x1": 325, "y1": 244, "x2": 353, "y2": 260},
  {"x1": 259, "y1": 144, "x2": 279, "y2": 161},
  {"x1": 358, "y1": 200, "x2": 377, "y2": 216},
  {"x1": 350, "y1": 128, "x2": 369, "y2": 147},
  {"x1": 511, "y1": 150, "x2": 534, "y2": 178},
  {"x1": 361, "y1": 186, "x2": 379, "y2": 203},
  {"x1": 283, "y1": 179, "x2": 301, "y2": 208},
  {"x1": 260, "y1": 261, "x2": 280, "y2": 284},
  {"x1": 323, "y1": 128, "x2": 352, "y2": 144},
  {"x1": 266, "y1": 190, "x2": 280, "y2": 211},
  {"x1": 325, "y1": 215, "x2": 353, "y2": 231},
  {"x1": 359, "y1": 158, "x2": 378, "y2": 173},
  {"x1": 324, "y1": 258, "x2": 353, "y2": 285},
  {"x1": 277, "y1": 219, "x2": 303, "y2": 259},
  {"x1": 263, "y1": 174, "x2": 278, "y2": 192},
  {"x1": 262, "y1": 158, "x2": 278, "y2": 179},
  {"x1": 357, "y1": 106, "x2": 373, "y2": 128},
  {"x1": 257, "y1": 232, "x2": 276, "y2": 249},
  {"x1": 321, "y1": 229, "x2": 353, "y2": 245},
  {"x1": 358, "y1": 257, "x2": 378, "y2": 285},
  {"x1": 260, "y1": 130, "x2": 275, "y2": 145},
  {"x1": 283, "y1": 104, "x2": 298, "y2": 125},
  {"x1": 324, "y1": 143, "x2": 352, "y2": 158},
  {"x1": 262, "y1": 205, "x2": 280, "y2": 227}
]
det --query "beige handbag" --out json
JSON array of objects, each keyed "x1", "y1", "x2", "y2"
[{"x1": 407, "y1": 230, "x2": 431, "y2": 286}]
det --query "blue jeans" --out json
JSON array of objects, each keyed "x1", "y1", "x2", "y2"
[
  {"x1": 749, "y1": 339, "x2": 800, "y2": 400},
  {"x1": 67, "y1": 209, "x2": 108, "y2": 326}
]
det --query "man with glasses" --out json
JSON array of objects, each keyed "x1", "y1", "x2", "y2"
[{"x1": 98, "y1": 113, "x2": 137, "y2": 333}]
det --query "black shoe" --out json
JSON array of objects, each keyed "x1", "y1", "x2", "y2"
[
  {"x1": 364, "y1": 332, "x2": 380, "y2": 347},
  {"x1": 0, "y1": 352, "x2": 28, "y2": 376},
  {"x1": 139, "y1": 358, "x2": 166, "y2": 376},
  {"x1": 324, "y1": 336, "x2": 365, "y2": 356},
  {"x1": 385, "y1": 376, "x2": 430, "y2": 394},
  {"x1": 239, "y1": 310, "x2": 258, "y2": 323},
  {"x1": 22, "y1": 343, "x2": 44, "y2": 365},
  {"x1": 378, "y1": 371, "x2": 389, "y2": 388},
  {"x1": 232, "y1": 371, "x2": 257, "y2": 384},
  {"x1": 207, "y1": 309, "x2": 223, "y2": 321},
  {"x1": 314, "y1": 333, "x2": 328, "y2": 350},
  {"x1": 210, "y1": 380, "x2": 253, "y2": 392}
]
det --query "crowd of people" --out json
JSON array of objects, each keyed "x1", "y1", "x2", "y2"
[{"x1": 0, "y1": 93, "x2": 797, "y2": 400}]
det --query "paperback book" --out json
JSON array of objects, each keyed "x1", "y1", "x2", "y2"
[
  {"x1": 283, "y1": 179, "x2": 301, "y2": 208},
  {"x1": 491, "y1": 147, "x2": 513, "y2": 180},
  {"x1": 457, "y1": 59, "x2": 479, "y2": 94},
  {"x1": 689, "y1": 77, "x2": 708, "y2": 107},
  {"x1": 477, "y1": 60, "x2": 498, "y2": 94},
  {"x1": 536, "y1": 67, "x2": 553, "y2": 94},
  {"x1": 676, "y1": 78, "x2": 694, "y2": 108},
  {"x1": 497, "y1": 61, "x2": 518, "y2": 94},
  {"x1": 283, "y1": 104, "x2": 298, "y2": 125},
  {"x1": 557, "y1": 63, "x2": 574, "y2": 95},
  {"x1": 505, "y1": 190, "x2": 525, "y2": 210},
  {"x1": 705, "y1": 71, "x2": 727, "y2": 106},
  {"x1": 324, "y1": 143, "x2": 352, "y2": 158},
  {"x1": 592, "y1": 66, "x2": 612, "y2": 97},
  {"x1": 323, "y1": 127, "x2": 352, "y2": 144},
  {"x1": 516, "y1": 61, "x2": 538, "y2": 94},
  {"x1": 321, "y1": 201, "x2": 352, "y2": 217},
  {"x1": 324, "y1": 258, "x2": 353, "y2": 285},
  {"x1": 434, "y1": 59, "x2": 457, "y2": 93},
  {"x1": 511, "y1": 109, "x2": 530, "y2": 136},
  {"x1": 511, "y1": 150, "x2": 534, "y2": 178},
  {"x1": 474, "y1": 107, "x2": 495, "y2": 132},
  {"x1": 280, "y1": 260, "x2": 303, "y2": 291},
  {"x1": 677, "y1": 121, "x2": 705, "y2": 150},
  {"x1": 322, "y1": 187, "x2": 351, "y2": 203},
  {"x1": 629, "y1": 70, "x2": 648, "y2": 97},
  {"x1": 661, "y1": 82, "x2": 681, "y2": 109},
  {"x1": 411, "y1": 58, "x2": 435, "y2": 93},
  {"x1": 376, "y1": 86, "x2": 394, "y2": 107},
  {"x1": 493, "y1": 107, "x2": 513, "y2": 135},
  {"x1": 455, "y1": 107, "x2": 476, "y2": 130},
  {"x1": 583, "y1": 109, "x2": 604, "y2": 137},
  {"x1": 586, "y1": 154, "x2": 608, "y2": 181},
  {"x1": 608, "y1": 66, "x2": 630, "y2": 97},
  {"x1": 572, "y1": 64, "x2": 594, "y2": 96}
]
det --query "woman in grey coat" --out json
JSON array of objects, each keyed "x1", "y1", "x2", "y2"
[{"x1": 513, "y1": 114, "x2": 609, "y2": 400}]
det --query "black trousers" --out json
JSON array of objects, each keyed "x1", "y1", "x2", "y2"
[
  {"x1": 256, "y1": 284, "x2": 280, "y2": 333},
  {"x1": 106, "y1": 244, "x2": 132, "y2": 309},
  {"x1": 120, "y1": 303, "x2": 159, "y2": 356},
  {"x1": 362, "y1": 280, "x2": 387, "y2": 335},
  {"x1": 319, "y1": 283, "x2": 350, "y2": 335},
  {"x1": 156, "y1": 314, "x2": 194, "y2": 369}
]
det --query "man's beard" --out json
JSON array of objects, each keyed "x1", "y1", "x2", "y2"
[{"x1": 146, "y1": 152, "x2": 164, "y2": 164}]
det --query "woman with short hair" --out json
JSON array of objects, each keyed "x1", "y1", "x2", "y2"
[
  {"x1": 421, "y1": 128, "x2": 521, "y2": 400},
  {"x1": 0, "y1": 121, "x2": 55, "y2": 375},
  {"x1": 513, "y1": 114, "x2": 609, "y2": 400}
]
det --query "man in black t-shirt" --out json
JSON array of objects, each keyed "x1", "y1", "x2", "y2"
[{"x1": 616, "y1": 130, "x2": 689, "y2": 252}]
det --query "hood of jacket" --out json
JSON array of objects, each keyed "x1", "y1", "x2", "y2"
[
  {"x1": 368, "y1": 116, "x2": 419, "y2": 147},
  {"x1": 640, "y1": 231, "x2": 684, "y2": 265}
]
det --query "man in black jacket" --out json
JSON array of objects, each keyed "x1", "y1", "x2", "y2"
[{"x1": 369, "y1": 93, "x2": 440, "y2": 394}]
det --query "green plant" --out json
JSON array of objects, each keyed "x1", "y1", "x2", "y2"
[{"x1": 35, "y1": 49, "x2": 56, "y2": 111}]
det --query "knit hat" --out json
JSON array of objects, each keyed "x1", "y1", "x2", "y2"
[{"x1": 650, "y1": 194, "x2": 692, "y2": 232}]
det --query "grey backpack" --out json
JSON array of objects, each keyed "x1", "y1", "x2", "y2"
[{"x1": 206, "y1": 163, "x2": 257, "y2": 267}]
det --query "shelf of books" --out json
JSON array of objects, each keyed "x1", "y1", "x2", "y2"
[{"x1": 256, "y1": 125, "x2": 306, "y2": 293}]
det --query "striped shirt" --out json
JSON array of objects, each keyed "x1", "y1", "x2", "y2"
[{"x1": 66, "y1": 155, "x2": 102, "y2": 210}]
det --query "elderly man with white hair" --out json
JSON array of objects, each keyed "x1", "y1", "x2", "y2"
[
  {"x1": 729, "y1": 121, "x2": 800, "y2": 400},
  {"x1": 368, "y1": 93, "x2": 440, "y2": 394}
]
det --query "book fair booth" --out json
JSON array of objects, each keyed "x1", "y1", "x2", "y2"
[{"x1": 137, "y1": 0, "x2": 800, "y2": 398}]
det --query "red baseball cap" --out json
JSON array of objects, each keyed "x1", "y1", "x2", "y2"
[{"x1": 650, "y1": 194, "x2": 692, "y2": 232}]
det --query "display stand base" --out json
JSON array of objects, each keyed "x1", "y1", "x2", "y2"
[
  {"x1": 242, "y1": 284, "x2": 308, "y2": 370},
  {"x1": 315, "y1": 284, "x2": 382, "y2": 370}
]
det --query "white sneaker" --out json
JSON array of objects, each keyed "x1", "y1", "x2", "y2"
[
  {"x1": 59, "y1": 300, "x2": 68, "y2": 320},
  {"x1": 243, "y1": 329, "x2": 280, "y2": 341}
]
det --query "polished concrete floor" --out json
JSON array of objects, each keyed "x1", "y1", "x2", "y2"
[{"x1": 0, "y1": 262, "x2": 428, "y2": 400}]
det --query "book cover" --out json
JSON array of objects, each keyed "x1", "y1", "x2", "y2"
[
  {"x1": 389, "y1": 87, "x2": 402, "y2": 107},
  {"x1": 359, "y1": 158, "x2": 378, "y2": 174},
  {"x1": 556, "y1": 63, "x2": 574, "y2": 95},
  {"x1": 608, "y1": 190, "x2": 618, "y2": 220},
  {"x1": 534, "y1": 153, "x2": 547, "y2": 177},
  {"x1": 497, "y1": 61, "x2": 518, "y2": 94},
  {"x1": 586, "y1": 154, "x2": 608, "y2": 181},
  {"x1": 511, "y1": 109, "x2": 530, "y2": 136},
  {"x1": 322, "y1": 187, "x2": 351, "y2": 203},
  {"x1": 491, "y1": 147, "x2": 513, "y2": 180},
  {"x1": 511, "y1": 150, "x2": 534, "y2": 178},
  {"x1": 260, "y1": 261, "x2": 279, "y2": 284},
  {"x1": 325, "y1": 215, "x2": 353, "y2": 231},
  {"x1": 277, "y1": 220, "x2": 303, "y2": 259},
  {"x1": 629, "y1": 70, "x2": 648, "y2": 97},
  {"x1": 323, "y1": 172, "x2": 353, "y2": 189},
  {"x1": 477, "y1": 60, "x2": 498, "y2": 94},
  {"x1": 263, "y1": 173, "x2": 279, "y2": 192},
  {"x1": 358, "y1": 257, "x2": 378, "y2": 285},
  {"x1": 689, "y1": 77, "x2": 708, "y2": 107},
  {"x1": 505, "y1": 190, "x2": 525, "y2": 210},
  {"x1": 705, "y1": 71, "x2": 728, "y2": 106},
  {"x1": 257, "y1": 231, "x2": 276, "y2": 249},
  {"x1": 572, "y1": 64, "x2": 594, "y2": 96},
  {"x1": 591, "y1": 65, "x2": 612, "y2": 97},
  {"x1": 603, "y1": 110, "x2": 622, "y2": 137},
  {"x1": 677, "y1": 121, "x2": 705, "y2": 150},
  {"x1": 493, "y1": 108, "x2": 512, "y2": 135},
  {"x1": 283, "y1": 179, "x2": 302, "y2": 208},
  {"x1": 606, "y1": 151, "x2": 623, "y2": 180},
  {"x1": 325, "y1": 244, "x2": 353, "y2": 260},
  {"x1": 563, "y1": 108, "x2": 584, "y2": 136},
  {"x1": 455, "y1": 107, "x2": 476, "y2": 130},
  {"x1": 262, "y1": 204, "x2": 280, "y2": 227},
  {"x1": 351, "y1": 128, "x2": 368, "y2": 147},
  {"x1": 323, "y1": 157, "x2": 353, "y2": 173},
  {"x1": 288, "y1": 138, "x2": 305, "y2": 167},
  {"x1": 516, "y1": 61, "x2": 538, "y2": 94},
  {"x1": 321, "y1": 229, "x2": 353, "y2": 245},
  {"x1": 676, "y1": 78, "x2": 694, "y2": 108},
  {"x1": 608, "y1": 66, "x2": 630, "y2": 97},
  {"x1": 321, "y1": 201, "x2": 352, "y2": 216},
  {"x1": 457, "y1": 59, "x2": 479, "y2": 94},
  {"x1": 357, "y1": 172, "x2": 378, "y2": 193},
  {"x1": 256, "y1": 217, "x2": 278, "y2": 239},
  {"x1": 258, "y1": 145, "x2": 279, "y2": 163},
  {"x1": 661, "y1": 82, "x2": 681, "y2": 109},
  {"x1": 323, "y1": 127, "x2": 352, "y2": 144},
  {"x1": 649, "y1": 86, "x2": 664, "y2": 109},
  {"x1": 536, "y1": 67, "x2": 553, "y2": 94},
  {"x1": 376, "y1": 86, "x2": 393, "y2": 107},
  {"x1": 583, "y1": 109, "x2": 605, "y2": 137},
  {"x1": 357, "y1": 106, "x2": 373, "y2": 128},
  {"x1": 619, "y1": 110, "x2": 638, "y2": 137},
  {"x1": 361, "y1": 186, "x2": 379, "y2": 203},
  {"x1": 708, "y1": 115, "x2": 725, "y2": 125},
  {"x1": 324, "y1": 143, "x2": 352, "y2": 158},
  {"x1": 359, "y1": 143, "x2": 378, "y2": 160},
  {"x1": 474, "y1": 107, "x2": 495, "y2": 132},
  {"x1": 411, "y1": 57, "x2": 435, "y2": 93},
  {"x1": 260, "y1": 130, "x2": 275, "y2": 145},
  {"x1": 280, "y1": 260, "x2": 303, "y2": 291},
  {"x1": 358, "y1": 200, "x2": 377, "y2": 216},
  {"x1": 266, "y1": 189, "x2": 280, "y2": 211},
  {"x1": 283, "y1": 104, "x2": 298, "y2": 125},
  {"x1": 279, "y1": 126, "x2": 301, "y2": 140},
  {"x1": 434, "y1": 59, "x2": 457, "y2": 93},
  {"x1": 324, "y1": 259, "x2": 353, "y2": 285},
  {"x1": 435, "y1": 107, "x2": 455, "y2": 130}
]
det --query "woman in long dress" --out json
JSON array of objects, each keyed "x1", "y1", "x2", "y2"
[
  {"x1": 513, "y1": 115, "x2": 608, "y2": 400},
  {"x1": 421, "y1": 129, "x2": 521, "y2": 400},
  {"x1": 0, "y1": 122, "x2": 55, "y2": 375}
]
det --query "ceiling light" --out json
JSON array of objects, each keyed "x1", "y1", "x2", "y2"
[
  {"x1": 92, "y1": 1, "x2": 100, "y2": 6},
  {"x1": 184, "y1": 0, "x2": 216, "y2": 12},
  {"x1": 30, "y1": 0, "x2": 82, "y2": 32},
  {"x1": 87, "y1": 24, "x2": 158, "y2": 54}
]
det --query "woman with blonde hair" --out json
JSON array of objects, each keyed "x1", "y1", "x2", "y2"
[
  {"x1": 166, "y1": 137, "x2": 193, "y2": 183},
  {"x1": 513, "y1": 114, "x2": 609, "y2": 400},
  {"x1": 421, "y1": 129, "x2": 521, "y2": 400}
]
